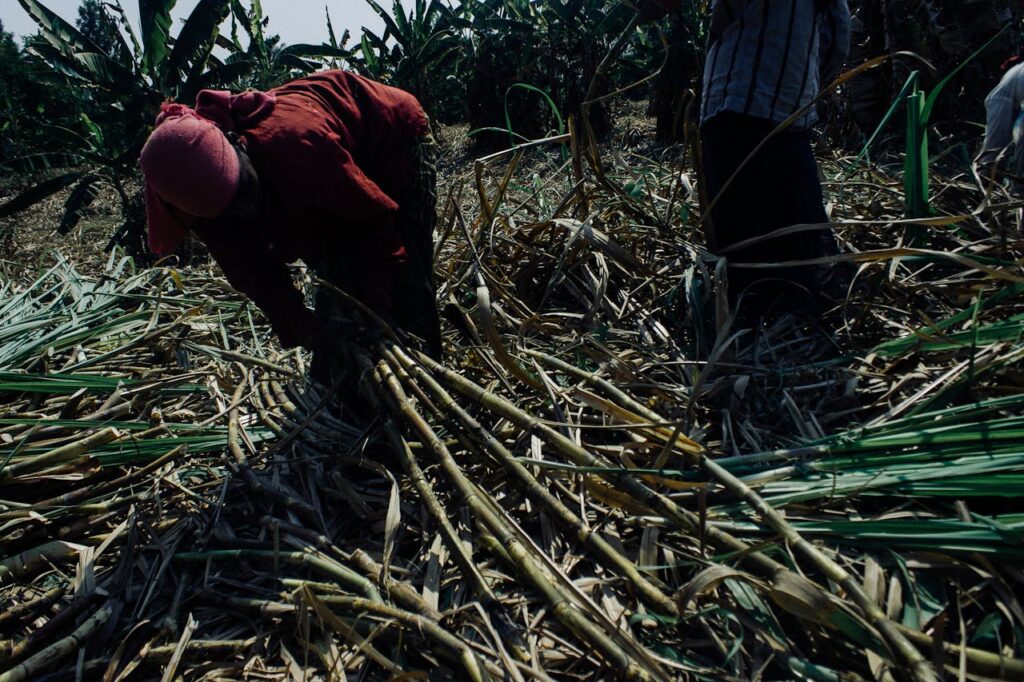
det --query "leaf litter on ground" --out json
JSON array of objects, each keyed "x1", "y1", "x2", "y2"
[{"x1": 0, "y1": 121, "x2": 1022, "y2": 681}]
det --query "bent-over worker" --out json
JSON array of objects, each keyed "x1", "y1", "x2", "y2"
[{"x1": 139, "y1": 70, "x2": 442, "y2": 380}]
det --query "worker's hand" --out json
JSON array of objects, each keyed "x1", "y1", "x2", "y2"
[{"x1": 634, "y1": 0, "x2": 678, "y2": 22}]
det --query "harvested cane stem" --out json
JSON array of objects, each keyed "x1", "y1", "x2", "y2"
[
  {"x1": 415, "y1": 347, "x2": 773, "y2": 566},
  {"x1": 702, "y1": 456, "x2": 935, "y2": 681},
  {"x1": 0, "y1": 445, "x2": 187, "y2": 518},
  {"x1": 183, "y1": 343, "x2": 298, "y2": 377},
  {"x1": 259, "y1": 515, "x2": 440, "y2": 620},
  {"x1": 0, "y1": 585, "x2": 65, "y2": 630},
  {"x1": 136, "y1": 639, "x2": 256, "y2": 664},
  {"x1": 384, "y1": 351, "x2": 675, "y2": 675},
  {"x1": 174, "y1": 550, "x2": 382, "y2": 603},
  {"x1": 529, "y1": 350, "x2": 938, "y2": 681},
  {"x1": 376, "y1": 358, "x2": 543, "y2": 664},
  {"x1": 384, "y1": 420, "x2": 530, "y2": 663},
  {"x1": 0, "y1": 427, "x2": 120, "y2": 481},
  {"x1": 348, "y1": 549, "x2": 439, "y2": 617},
  {"x1": 412, "y1": 350, "x2": 926, "y2": 672},
  {"x1": 366, "y1": 357, "x2": 507, "y2": 620},
  {"x1": 226, "y1": 381, "x2": 319, "y2": 522},
  {"x1": 389, "y1": 344, "x2": 678, "y2": 617},
  {"x1": 0, "y1": 590, "x2": 105, "y2": 665},
  {"x1": 375, "y1": 355, "x2": 664, "y2": 682},
  {"x1": 894, "y1": 623, "x2": 1024, "y2": 679},
  {"x1": 380, "y1": 419, "x2": 502, "y2": 606},
  {"x1": 0, "y1": 603, "x2": 112, "y2": 682},
  {"x1": 324, "y1": 595, "x2": 494, "y2": 682},
  {"x1": 217, "y1": 593, "x2": 502, "y2": 681},
  {"x1": 0, "y1": 541, "x2": 84, "y2": 585}
]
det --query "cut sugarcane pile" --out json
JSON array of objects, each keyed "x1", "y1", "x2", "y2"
[{"x1": 0, "y1": 138, "x2": 1022, "y2": 681}]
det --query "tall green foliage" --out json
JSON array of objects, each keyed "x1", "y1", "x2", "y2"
[
  {"x1": 459, "y1": 0, "x2": 634, "y2": 145},
  {"x1": 347, "y1": 0, "x2": 665, "y2": 138},
  {"x1": 2, "y1": 0, "x2": 236, "y2": 256},
  {"x1": 75, "y1": 0, "x2": 127, "y2": 60},
  {"x1": 643, "y1": 6, "x2": 708, "y2": 143},
  {"x1": 1, "y1": 0, "x2": 348, "y2": 257},
  {"x1": 223, "y1": 0, "x2": 352, "y2": 91},
  {"x1": 356, "y1": 0, "x2": 466, "y2": 121},
  {"x1": 0, "y1": 20, "x2": 26, "y2": 165}
]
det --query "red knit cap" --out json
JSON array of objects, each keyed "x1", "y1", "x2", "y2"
[{"x1": 140, "y1": 104, "x2": 240, "y2": 254}]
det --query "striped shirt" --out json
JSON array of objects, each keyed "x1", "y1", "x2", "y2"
[{"x1": 701, "y1": 0, "x2": 851, "y2": 130}]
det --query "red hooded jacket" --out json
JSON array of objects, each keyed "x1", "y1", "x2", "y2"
[{"x1": 190, "y1": 70, "x2": 429, "y2": 348}]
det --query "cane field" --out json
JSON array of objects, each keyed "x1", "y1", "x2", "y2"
[{"x1": 0, "y1": 1, "x2": 1022, "y2": 680}]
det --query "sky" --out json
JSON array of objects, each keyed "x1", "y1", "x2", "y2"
[{"x1": 1, "y1": 0, "x2": 417, "y2": 47}]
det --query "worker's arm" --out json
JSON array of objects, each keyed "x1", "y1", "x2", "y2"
[{"x1": 196, "y1": 222, "x2": 318, "y2": 349}]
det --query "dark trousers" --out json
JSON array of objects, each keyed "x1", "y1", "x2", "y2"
[
  {"x1": 700, "y1": 112, "x2": 832, "y2": 304},
  {"x1": 392, "y1": 135, "x2": 443, "y2": 360}
]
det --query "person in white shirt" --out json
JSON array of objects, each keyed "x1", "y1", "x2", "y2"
[{"x1": 980, "y1": 57, "x2": 1024, "y2": 179}]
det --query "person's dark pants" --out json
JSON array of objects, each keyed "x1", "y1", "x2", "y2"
[
  {"x1": 392, "y1": 135, "x2": 443, "y2": 360},
  {"x1": 700, "y1": 111, "x2": 833, "y2": 308},
  {"x1": 310, "y1": 135, "x2": 442, "y2": 387}
]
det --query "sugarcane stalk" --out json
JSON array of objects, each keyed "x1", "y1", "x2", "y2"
[
  {"x1": 260, "y1": 515, "x2": 440, "y2": 620},
  {"x1": 375, "y1": 354, "x2": 664, "y2": 682},
  {"x1": 183, "y1": 343, "x2": 298, "y2": 377},
  {"x1": 415, "y1": 347, "x2": 770, "y2": 563},
  {"x1": 253, "y1": 382, "x2": 286, "y2": 437},
  {"x1": 0, "y1": 590, "x2": 105, "y2": 665},
  {"x1": 387, "y1": 418, "x2": 497, "y2": 595},
  {"x1": 383, "y1": 350, "x2": 683, "y2": 676},
  {"x1": 138, "y1": 639, "x2": 256, "y2": 664},
  {"x1": 0, "y1": 603, "x2": 112, "y2": 682},
  {"x1": 0, "y1": 541, "x2": 85, "y2": 585},
  {"x1": 410, "y1": 349, "x2": 932, "y2": 673},
  {"x1": 389, "y1": 344, "x2": 679, "y2": 617},
  {"x1": 371, "y1": 360, "x2": 536, "y2": 666},
  {"x1": 0, "y1": 585, "x2": 65, "y2": 630},
  {"x1": 262, "y1": 376, "x2": 361, "y2": 444},
  {"x1": 174, "y1": 549, "x2": 381, "y2": 602},
  {"x1": 322, "y1": 594, "x2": 494, "y2": 682},
  {"x1": 226, "y1": 381, "x2": 319, "y2": 522},
  {"x1": 0, "y1": 427, "x2": 120, "y2": 481},
  {"x1": 219, "y1": 595, "x2": 297, "y2": 617},
  {"x1": 348, "y1": 549, "x2": 438, "y2": 617},
  {"x1": 528, "y1": 349, "x2": 939, "y2": 682},
  {"x1": 895, "y1": 623, "x2": 1024, "y2": 679},
  {"x1": 217, "y1": 593, "x2": 504, "y2": 680},
  {"x1": 0, "y1": 445, "x2": 187, "y2": 519}
]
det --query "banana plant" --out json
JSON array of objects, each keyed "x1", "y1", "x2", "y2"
[
  {"x1": 463, "y1": 0, "x2": 632, "y2": 144},
  {"x1": 355, "y1": 0, "x2": 467, "y2": 117},
  {"x1": 1, "y1": 0, "x2": 349, "y2": 259},
  {"x1": 222, "y1": 0, "x2": 353, "y2": 91},
  {"x1": 0, "y1": 0, "x2": 235, "y2": 257}
]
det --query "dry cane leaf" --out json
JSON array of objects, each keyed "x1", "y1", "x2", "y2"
[
  {"x1": 767, "y1": 571, "x2": 839, "y2": 629},
  {"x1": 676, "y1": 564, "x2": 765, "y2": 611},
  {"x1": 583, "y1": 476, "x2": 652, "y2": 514}
]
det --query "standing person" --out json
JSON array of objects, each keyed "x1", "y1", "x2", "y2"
[
  {"x1": 139, "y1": 70, "x2": 442, "y2": 382},
  {"x1": 979, "y1": 57, "x2": 1024, "y2": 183},
  {"x1": 639, "y1": 0, "x2": 851, "y2": 314}
]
